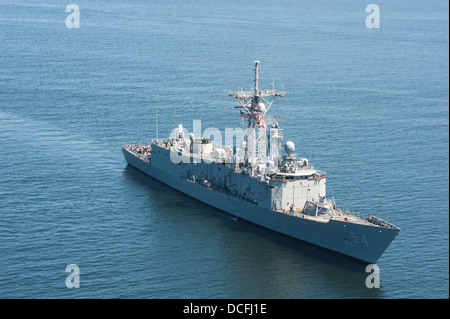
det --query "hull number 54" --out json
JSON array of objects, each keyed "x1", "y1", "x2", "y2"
[{"x1": 351, "y1": 232, "x2": 369, "y2": 247}]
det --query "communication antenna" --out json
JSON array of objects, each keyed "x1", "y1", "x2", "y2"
[
  {"x1": 156, "y1": 102, "x2": 159, "y2": 140},
  {"x1": 309, "y1": 147, "x2": 312, "y2": 168},
  {"x1": 174, "y1": 105, "x2": 176, "y2": 129}
]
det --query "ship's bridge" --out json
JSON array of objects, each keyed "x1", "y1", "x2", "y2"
[{"x1": 302, "y1": 200, "x2": 335, "y2": 217}]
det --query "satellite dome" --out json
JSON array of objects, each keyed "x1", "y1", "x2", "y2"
[
  {"x1": 284, "y1": 141, "x2": 295, "y2": 154},
  {"x1": 258, "y1": 102, "x2": 266, "y2": 112}
]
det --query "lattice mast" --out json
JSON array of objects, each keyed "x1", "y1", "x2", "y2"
[{"x1": 229, "y1": 61, "x2": 285, "y2": 172}]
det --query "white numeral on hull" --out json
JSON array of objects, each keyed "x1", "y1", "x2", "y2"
[{"x1": 351, "y1": 232, "x2": 369, "y2": 247}]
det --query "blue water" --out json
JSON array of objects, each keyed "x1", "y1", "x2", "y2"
[{"x1": 0, "y1": 0, "x2": 448, "y2": 298}]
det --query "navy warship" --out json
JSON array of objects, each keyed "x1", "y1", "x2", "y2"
[{"x1": 122, "y1": 61, "x2": 400, "y2": 264}]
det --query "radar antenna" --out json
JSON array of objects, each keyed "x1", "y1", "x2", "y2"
[{"x1": 229, "y1": 61, "x2": 285, "y2": 171}]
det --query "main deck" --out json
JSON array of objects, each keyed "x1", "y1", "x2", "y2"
[{"x1": 123, "y1": 143, "x2": 399, "y2": 231}]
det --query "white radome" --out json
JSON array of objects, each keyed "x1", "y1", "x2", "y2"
[
  {"x1": 258, "y1": 102, "x2": 266, "y2": 112},
  {"x1": 284, "y1": 141, "x2": 295, "y2": 154}
]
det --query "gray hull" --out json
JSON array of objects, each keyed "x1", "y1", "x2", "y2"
[{"x1": 123, "y1": 147, "x2": 399, "y2": 264}]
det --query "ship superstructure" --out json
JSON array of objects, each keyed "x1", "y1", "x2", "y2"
[{"x1": 122, "y1": 62, "x2": 400, "y2": 264}]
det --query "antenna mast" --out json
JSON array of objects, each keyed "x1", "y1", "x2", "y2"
[
  {"x1": 156, "y1": 103, "x2": 159, "y2": 140},
  {"x1": 254, "y1": 61, "x2": 259, "y2": 93},
  {"x1": 229, "y1": 61, "x2": 285, "y2": 171}
]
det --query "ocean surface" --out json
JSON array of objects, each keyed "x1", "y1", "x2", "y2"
[{"x1": 0, "y1": 0, "x2": 448, "y2": 299}]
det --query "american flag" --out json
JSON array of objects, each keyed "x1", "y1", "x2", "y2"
[
  {"x1": 240, "y1": 111, "x2": 250, "y2": 118},
  {"x1": 255, "y1": 114, "x2": 268, "y2": 130}
]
